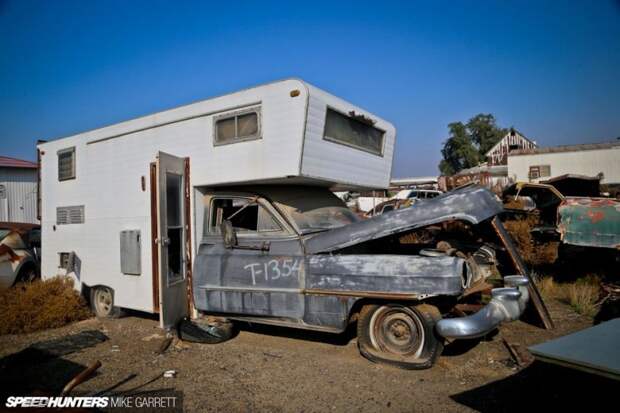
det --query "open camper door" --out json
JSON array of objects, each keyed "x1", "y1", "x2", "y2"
[{"x1": 156, "y1": 152, "x2": 189, "y2": 329}]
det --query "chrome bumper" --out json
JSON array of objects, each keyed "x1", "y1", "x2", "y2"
[{"x1": 435, "y1": 276, "x2": 530, "y2": 339}]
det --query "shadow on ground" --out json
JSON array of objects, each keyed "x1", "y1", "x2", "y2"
[
  {"x1": 235, "y1": 320, "x2": 358, "y2": 346},
  {"x1": 451, "y1": 361, "x2": 617, "y2": 411},
  {"x1": 0, "y1": 330, "x2": 107, "y2": 399}
]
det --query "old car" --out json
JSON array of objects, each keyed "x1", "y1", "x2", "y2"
[
  {"x1": 184, "y1": 184, "x2": 541, "y2": 369},
  {"x1": 0, "y1": 223, "x2": 40, "y2": 288},
  {"x1": 503, "y1": 179, "x2": 620, "y2": 253}
]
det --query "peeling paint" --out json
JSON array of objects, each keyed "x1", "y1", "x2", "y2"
[{"x1": 558, "y1": 197, "x2": 620, "y2": 249}]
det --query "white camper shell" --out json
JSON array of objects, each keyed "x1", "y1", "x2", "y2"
[{"x1": 38, "y1": 79, "x2": 396, "y2": 324}]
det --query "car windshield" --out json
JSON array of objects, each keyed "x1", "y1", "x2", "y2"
[
  {"x1": 269, "y1": 187, "x2": 359, "y2": 233},
  {"x1": 0, "y1": 229, "x2": 10, "y2": 243}
]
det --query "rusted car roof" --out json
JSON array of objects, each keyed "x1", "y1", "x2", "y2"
[{"x1": 306, "y1": 185, "x2": 503, "y2": 254}]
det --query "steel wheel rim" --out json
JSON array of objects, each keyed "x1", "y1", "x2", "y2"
[
  {"x1": 94, "y1": 288, "x2": 113, "y2": 315},
  {"x1": 369, "y1": 306, "x2": 425, "y2": 358}
]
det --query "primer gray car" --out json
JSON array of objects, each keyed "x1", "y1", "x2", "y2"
[{"x1": 192, "y1": 184, "x2": 532, "y2": 369}]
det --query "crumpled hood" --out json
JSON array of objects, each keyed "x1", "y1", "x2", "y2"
[{"x1": 305, "y1": 185, "x2": 503, "y2": 254}]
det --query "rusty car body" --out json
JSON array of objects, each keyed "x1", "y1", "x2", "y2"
[
  {"x1": 0, "y1": 222, "x2": 40, "y2": 288},
  {"x1": 503, "y1": 181, "x2": 620, "y2": 251},
  {"x1": 191, "y1": 184, "x2": 545, "y2": 369}
]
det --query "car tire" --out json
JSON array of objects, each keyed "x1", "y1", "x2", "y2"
[
  {"x1": 90, "y1": 286, "x2": 124, "y2": 318},
  {"x1": 177, "y1": 317, "x2": 235, "y2": 344},
  {"x1": 357, "y1": 303, "x2": 443, "y2": 370},
  {"x1": 15, "y1": 263, "x2": 39, "y2": 285}
]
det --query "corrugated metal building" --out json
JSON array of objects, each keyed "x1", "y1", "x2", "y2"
[
  {"x1": 0, "y1": 156, "x2": 38, "y2": 224},
  {"x1": 507, "y1": 141, "x2": 620, "y2": 184}
]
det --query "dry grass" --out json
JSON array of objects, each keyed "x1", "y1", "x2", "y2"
[
  {"x1": 503, "y1": 197, "x2": 526, "y2": 210},
  {"x1": 503, "y1": 216, "x2": 558, "y2": 266},
  {"x1": 0, "y1": 277, "x2": 91, "y2": 335},
  {"x1": 536, "y1": 275, "x2": 601, "y2": 317}
]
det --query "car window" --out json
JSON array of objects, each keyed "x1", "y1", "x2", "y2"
[
  {"x1": 408, "y1": 191, "x2": 419, "y2": 199},
  {"x1": 381, "y1": 205, "x2": 394, "y2": 213},
  {"x1": 210, "y1": 197, "x2": 282, "y2": 234}
]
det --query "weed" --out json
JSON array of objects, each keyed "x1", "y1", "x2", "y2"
[{"x1": 0, "y1": 277, "x2": 91, "y2": 335}]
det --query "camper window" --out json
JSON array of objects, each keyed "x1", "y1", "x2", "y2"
[
  {"x1": 323, "y1": 108, "x2": 385, "y2": 156},
  {"x1": 209, "y1": 197, "x2": 281, "y2": 234},
  {"x1": 214, "y1": 107, "x2": 261, "y2": 145},
  {"x1": 58, "y1": 147, "x2": 76, "y2": 181}
]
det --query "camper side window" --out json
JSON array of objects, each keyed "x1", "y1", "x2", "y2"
[
  {"x1": 58, "y1": 147, "x2": 76, "y2": 181},
  {"x1": 323, "y1": 108, "x2": 385, "y2": 156},
  {"x1": 209, "y1": 197, "x2": 281, "y2": 234},
  {"x1": 214, "y1": 107, "x2": 261, "y2": 145}
]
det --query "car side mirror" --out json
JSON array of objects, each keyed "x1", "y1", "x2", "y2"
[{"x1": 220, "y1": 220, "x2": 237, "y2": 249}]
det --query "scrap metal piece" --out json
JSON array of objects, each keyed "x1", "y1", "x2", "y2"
[
  {"x1": 491, "y1": 216, "x2": 554, "y2": 329},
  {"x1": 529, "y1": 318, "x2": 620, "y2": 381}
]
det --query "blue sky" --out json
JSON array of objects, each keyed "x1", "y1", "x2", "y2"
[{"x1": 1, "y1": 0, "x2": 619, "y2": 177}]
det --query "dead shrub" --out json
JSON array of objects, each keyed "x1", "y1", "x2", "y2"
[
  {"x1": 503, "y1": 197, "x2": 526, "y2": 210},
  {"x1": 503, "y1": 216, "x2": 558, "y2": 266},
  {"x1": 0, "y1": 277, "x2": 91, "y2": 335},
  {"x1": 535, "y1": 275, "x2": 601, "y2": 317},
  {"x1": 566, "y1": 283, "x2": 600, "y2": 317}
]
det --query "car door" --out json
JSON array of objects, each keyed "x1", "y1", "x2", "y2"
[{"x1": 196, "y1": 193, "x2": 305, "y2": 320}]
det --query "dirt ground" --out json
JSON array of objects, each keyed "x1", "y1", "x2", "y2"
[{"x1": 0, "y1": 299, "x2": 617, "y2": 413}]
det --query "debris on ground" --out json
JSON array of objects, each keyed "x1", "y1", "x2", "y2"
[
  {"x1": 156, "y1": 336, "x2": 174, "y2": 354},
  {"x1": 163, "y1": 370, "x2": 177, "y2": 378},
  {"x1": 61, "y1": 360, "x2": 102, "y2": 395}
]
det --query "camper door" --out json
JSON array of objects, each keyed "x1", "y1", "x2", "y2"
[{"x1": 156, "y1": 151, "x2": 190, "y2": 329}]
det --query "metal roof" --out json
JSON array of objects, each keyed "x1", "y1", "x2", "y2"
[
  {"x1": 510, "y1": 141, "x2": 620, "y2": 156},
  {"x1": 0, "y1": 156, "x2": 37, "y2": 169}
]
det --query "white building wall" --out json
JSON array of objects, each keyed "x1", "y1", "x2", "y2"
[
  {"x1": 507, "y1": 146, "x2": 620, "y2": 184},
  {"x1": 0, "y1": 168, "x2": 38, "y2": 224}
]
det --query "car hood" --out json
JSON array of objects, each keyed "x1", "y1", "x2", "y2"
[{"x1": 306, "y1": 185, "x2": 503, "y2": 254}]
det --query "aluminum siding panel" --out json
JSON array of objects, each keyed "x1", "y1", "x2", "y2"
[
  {"x1": 0, "y1": 167, "x2": 38, "y2": 224},
  {"x1": 300, "y1": 84, "x2": 396, "y2": 189}
]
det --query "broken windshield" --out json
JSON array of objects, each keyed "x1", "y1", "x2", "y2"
[{"x1": 268, "y1": 187, "x2": 359, "y2": 233}]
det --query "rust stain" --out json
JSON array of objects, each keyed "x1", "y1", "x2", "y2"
[
  {"x1": 0, "y1": 244, "x2": 21, "y2": 263},
  {"x1": 587, "y1": 210, "x2": 606, "y2": 224}
]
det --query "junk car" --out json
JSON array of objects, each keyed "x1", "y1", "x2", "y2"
[
  {"x1": 186, "y1": 184, "x2": 543, "y2": 369},
  {"x1": 0, "y1": 222, "x2": 40, "y2": 288}
]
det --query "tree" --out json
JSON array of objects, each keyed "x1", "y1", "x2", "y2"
[
  {"x1": 438, "y1": 114, "x2": 507, "y2": 175},
  {"x1": 466, "y1": 114, "x2": 507, "y2": 156},
  {"x1": 438, "y1": 122, "x2": 479, "y2": 175}
]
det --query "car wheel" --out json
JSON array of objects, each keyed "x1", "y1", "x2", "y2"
[
  {"x1": 90, "y1": 286, "x2": 124, "y2": 318},
  {"x1": 357, "y1": 303, "x2": 443, "y2": 370}
]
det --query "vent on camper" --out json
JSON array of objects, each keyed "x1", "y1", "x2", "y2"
[
  {"x1": 56, "y1": 205, "x2": 85, "y2": 225},
  {"x1": 120, "y1": 230, "x2": 141, "y2": 275}
]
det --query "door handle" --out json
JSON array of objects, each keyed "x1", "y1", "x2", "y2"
[{"x1": 156, "y1": 237, "x2": 171, "y2": 246}]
